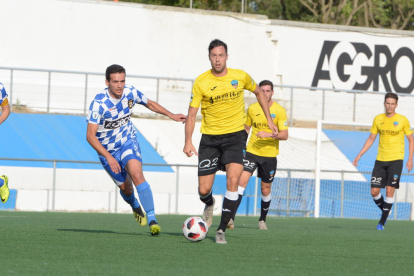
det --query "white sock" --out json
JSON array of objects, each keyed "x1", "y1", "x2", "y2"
[
  {"x1": 373, "y1": 194, "x2": 382, "y2": 200},
  {"x1": 385, "y1": 197, "x2": 394, "y2": 204},
  {"x1": 238, "y1": 186, "x2": 245, "y2": 195},
  {"x1": 225, "y1": 190, "x2": 239, "y2": 201},
  {"x1": 262, "y1": 194, "x2": 271, "y2": 202}
]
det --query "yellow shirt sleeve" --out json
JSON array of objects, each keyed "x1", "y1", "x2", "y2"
[
  {"x1": 189, "y1": 81, "x2": 202, "y2": 108},
  {"x1": 0, "y1": 97, "x2": 8, "y2": 107},
  {"x1": 403, "y1": 117, "x2": 413, "y2": 135},
  {"x1": 370, "y1": 116, "x2": 378, "y2": 134},
  {"x1": 277, "y1": 108, "x2": 288, "y2": 130},
  {"x1": 243, "y1": 72, "x2": 257, "y2": 92}
]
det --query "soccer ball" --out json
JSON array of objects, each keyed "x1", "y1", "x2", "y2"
[{"x1": 182, "y1": 216, "x2": 209, "y2": 242}]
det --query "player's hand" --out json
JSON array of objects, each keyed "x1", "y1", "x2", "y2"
[
  {"x1": 183, "y1": 142, "x2": 198, "y2": 157},
  {"x1": 107, "y1": 155, "x2": 121, "y2": 174},
  {"x1": 352, "y1": 156, "x2": 360, "y2": 167},
  {"x1": 268, "y1": 120, "x2": 279, "y2": 136},
  {"x1": 170, "y1": 113, "x2": 187, "y2": 123},
  {"x1": 406, "y1": 159, "x2": 413, "y2": 172},
  {"x1": 256, "y1": 131, "x2": 272, "y2": 139}
]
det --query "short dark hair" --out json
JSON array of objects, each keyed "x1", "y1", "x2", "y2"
[
  {"x1": 259, "y1": 80, "x2": 274, "y2": 91},
  {"x1": 385, "y1": 92, "x2": 398, "y2": 103},
  {"x1": 208, "y1": 39, "x2": 227, "y2": 54},
  {"x1": 106, "y1": 64, "x2": 126, "y2": 81}
]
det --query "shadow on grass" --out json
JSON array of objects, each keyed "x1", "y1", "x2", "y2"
[{"x1": 57, "y1": 229, "x2": 143, "y2": 236}]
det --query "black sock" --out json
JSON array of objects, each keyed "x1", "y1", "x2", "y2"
[
  {"x1": 379, "y1": 202, "x2": 393, "y2": 225},
  {"x1": 259, "y1": 200, "x2": 271, "y2": 221},
  {"x1": 200, "y1": 192, "x2": 213, "y2": 206},
  {"x1": 373, "y1": 195, "x2": 384, "y2": 211},
  {"x1": 232, "y1": 194, "x2": 243, "y2": 221},
  {"x1": 218, "y1": 197, "x2": 238, "y2": 232}
]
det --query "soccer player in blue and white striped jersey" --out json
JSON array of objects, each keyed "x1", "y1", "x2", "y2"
[
  {"x1": 86, "y1": 65, "x2": 186, "y2": 235},
  {"x1": 0, "y1": 82, "x2": 11, "y2": 203}
]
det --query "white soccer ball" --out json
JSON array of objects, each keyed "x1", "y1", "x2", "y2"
[{"x1": 182, "y1": 216, "x2": 209, "y2": 242}]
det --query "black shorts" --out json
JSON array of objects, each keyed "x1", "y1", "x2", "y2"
[
  {"x1": 243, "y1": 152, "x2": 277, "y2": 183},
  {"x1": 371, "y1": 160, "x2": 403, "y2": 189},
  {"x1": 198, "y1": 130, "x2": 248, "y2": 176}
]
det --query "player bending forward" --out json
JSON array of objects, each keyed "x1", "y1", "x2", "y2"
[
  {"x1": 353, "y1": 92, "x2": 413, "y2": 230},
  {"x1": 0, "y1": 82, "x2": 11, "y2": 204},
  {"x1": 87, "y1": 65, "x2": 186, "y2": 235},
  {"x1": 228, "y1": 80, "x2": 288, "y2": 230},
  {"x1": 184, "y1": 40, "x2": 278, "y2": 244}
]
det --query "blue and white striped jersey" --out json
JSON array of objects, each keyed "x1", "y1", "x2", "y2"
[
  {"x1": 0, "y1": 82, "x2": 9, "y2": 107},
  {"x1": 86, "y1": 84, "x2": 148, "y2": 153}
]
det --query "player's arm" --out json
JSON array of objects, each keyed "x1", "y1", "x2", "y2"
[
  {"x1": 405, "y1": 133, "x2": 414, "y2": 172},
  {"x1": 251, "y1": 85, "x2": 278, "y2": 135},
  {"x1": 145, "y1": 99, "x2": 186, "y2": 122},
  {"x1": 183, "y1": 106, "x2": 198, "y2": 157},
  {"x1": 353, "y1": 132, "x2": 377, "y2": 167},
  {"x1": 86, "y1": 123, "x2": 121, "y2": 173},
  {"x1": 0, "y1": 103, "x2": 10, "y2": 125},
  {"x1": 257, "y1": 129, "x2": 288, "y2": 140}
]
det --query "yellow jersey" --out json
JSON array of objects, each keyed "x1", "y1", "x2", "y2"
[
  {"x1": 190, "y1": 68, "x2": 256, "y2": 135},
  {"x1": 371, "y1": 113, "x2": 412, "y2": 161},
  {"x1": 246, "y1": 102, "x2": 288, "y2": 157}
]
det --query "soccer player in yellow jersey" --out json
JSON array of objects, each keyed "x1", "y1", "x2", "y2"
[
  {"x1": 353, "y1": 92, "x2": 413, "y2": 230},
  {"x1": 183, "y1": 39, "x2": 278, "y2": 244},
  {"x1": 0, "y1": 82, "x2": 11, "y2": 203},
  {"x1": 227, "y1": 80, "x2": 288, "y2": 230}
]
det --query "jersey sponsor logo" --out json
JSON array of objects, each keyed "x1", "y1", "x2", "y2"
[
  {"x1": 128, "y1": 99, "x2": 134, "y2": 109},
  {"x1": 253, "y1": 122, "x2": 269, "y2": 129},
  {"x1": 211, "y1": 86, "x2": 217, "y2": 91},
  {"x1": 209, "y1": 90, "x2": 243, "y2": 104},
  {"x1": 199, "y1": 158, "x2": 218, "y2": 170},
  {"x1": 393, "y1": 121, "x2": 399, "y2": 127},
  {"x1": 91, "y1": 111, "x2": 100, "y2": 120},
  {"x1": 104, "y1": 115, "x2": 131, "y2": 129},
  {"x1": 371, "y1": 177, "x2": 382, "y2": 185},
  {"x1": 312, "y1": 41, "x2": 414, "y2": 93},
  {"x1": 231, "y1": 80, "x2": 238, "y2": 89},
  {"x1": 379, "y1": 129, "x2": 401, "y2": 136}
]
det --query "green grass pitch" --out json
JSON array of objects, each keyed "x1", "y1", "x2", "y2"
[{"x1": 1, "y1": 211, "x2": 413, "y2": 275}]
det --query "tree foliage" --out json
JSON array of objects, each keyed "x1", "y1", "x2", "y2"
[{"x1": 119, "y1": 0, "x2": 414, "y2": 30}]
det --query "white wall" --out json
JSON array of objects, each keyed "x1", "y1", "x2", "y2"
[{"x1": 3, "y1": 0, "x2": 414, "y2": 123}]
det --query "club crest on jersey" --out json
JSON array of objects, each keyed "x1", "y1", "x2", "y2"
[
  {"x1": 393, "y1": 121, "x2": 399, "y2": 127},
  {"x1": 271, "y1": 114, "x2": 276, "y2": 118},
  {"x1": 231, "y1": 80, "x2": 238, "y2": 89},
  {"x1": 128, "y1": 99, "x2": 134, "y2": 109}
]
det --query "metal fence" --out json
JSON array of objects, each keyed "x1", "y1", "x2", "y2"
[{"x1": 3, "y1": 66, "x2": 414, "y2": 125}]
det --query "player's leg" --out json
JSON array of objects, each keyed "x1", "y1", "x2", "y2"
[
  {"x1": 0, "y1": 175, "x2": 9, "y2": 203},
  {"x1": 258, "y1": 181, "x2": 272, "y2": 230},
  {"x1": 199, "y1": 174, "x2": 216, "y2": 227},
  {"x1": 257, "y1": 157, "x2": 276, "y2": 230},
  {"x1": 370, "y1": 160, "x2": 386, "y2": 212},
  {"x1": 378, "y1": 160, "x2": 402, "y2": 228},
  {"x1": 227, "y1": 170, "x2": 252, "y2": 229},
  {"x1": 125, "y1": 159, "x2": 160, "y2": 235},
  {"x1": 217, "y1": 162, "x2": 243, "y2": 232},
  {"x1": 99, "y1": 152, "x2": 146, "y2": 226},
  {"x1": 197, "y1": 135, "x2": 222, "y2": 227},
  {"x1": 119, "y1": 175, "x2": 147, "y2": 226}
]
